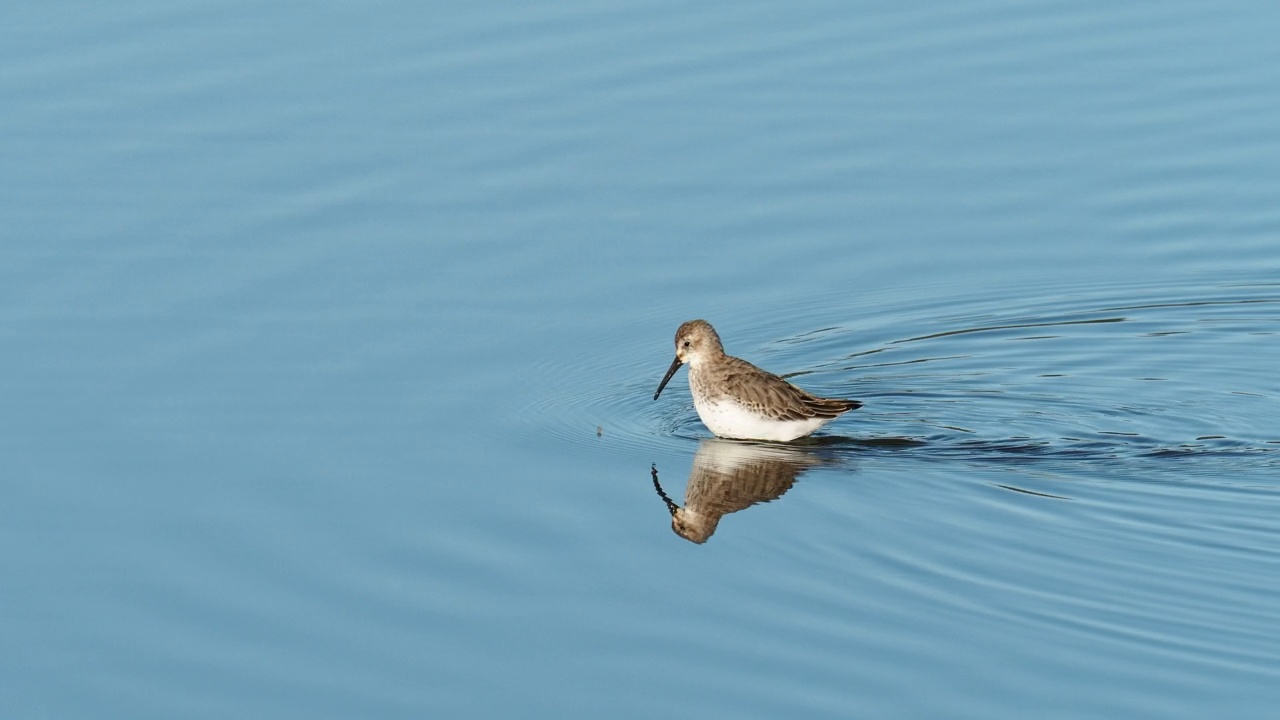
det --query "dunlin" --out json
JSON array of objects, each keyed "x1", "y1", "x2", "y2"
[{"x1": 653, "y1": 319, "x2": 861, "y2": 441}]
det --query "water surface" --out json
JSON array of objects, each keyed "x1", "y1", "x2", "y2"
[{"x1": 3, "y1": 0, "x2": 1279, "y2": 718}]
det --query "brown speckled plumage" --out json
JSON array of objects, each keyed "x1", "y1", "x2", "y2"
[{"x1": 695, "y1": 353, "x2": 860, "y2": 421}]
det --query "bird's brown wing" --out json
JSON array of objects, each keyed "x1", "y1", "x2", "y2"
[{"x1": 718, "y1": 356, "x2": 860, "y2": 421}]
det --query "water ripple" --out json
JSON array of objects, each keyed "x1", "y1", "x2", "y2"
[{"x1": 528, "y1": 274, "x2": 1280, "y2": 474}]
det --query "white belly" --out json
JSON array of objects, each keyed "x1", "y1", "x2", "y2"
[{"x1": 693, "y1": 396, "x2": 831, "y2": 442}]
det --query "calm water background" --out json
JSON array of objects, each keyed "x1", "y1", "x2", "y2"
[{"x1": 3, "y1": 1, "x2": 1279, "y2": 717}]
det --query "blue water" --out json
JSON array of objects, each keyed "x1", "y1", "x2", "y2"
[{"x1": 4, "y1": 1, "x2": 1279, "y2": 718}]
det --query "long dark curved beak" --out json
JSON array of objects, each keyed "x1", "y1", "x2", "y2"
[{"x1": 653, "y1": 355, "x2": 683, "y2": 400}]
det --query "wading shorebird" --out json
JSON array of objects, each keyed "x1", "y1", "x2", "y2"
[{"x1": 653, "y1": 319, "x2": 861, "y2": 442}]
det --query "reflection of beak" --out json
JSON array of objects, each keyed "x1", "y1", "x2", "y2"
[
  {"x1": 651, "y1": 464, "x2": 680, "y2": 517},
  {"x1": 653, "y1": 356, "x2": 683, "y2": 400}
]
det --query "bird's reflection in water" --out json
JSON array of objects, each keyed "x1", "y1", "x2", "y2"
[{"x1": 651, "y1": 439, "x2": 827, "y2": 544}]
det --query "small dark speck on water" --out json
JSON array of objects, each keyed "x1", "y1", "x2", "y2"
[{"x1": 596, "y1": 426, "x2": 603, "y2": 437}]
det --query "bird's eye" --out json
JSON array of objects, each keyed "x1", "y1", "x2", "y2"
[{"x1": 682, "y1": 341, "x2": 691, "y2": 348}]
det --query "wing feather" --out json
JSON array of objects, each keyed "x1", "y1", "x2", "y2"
[{"x1": 716, "y1": 356, "x2": 860, "y2": 421}]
